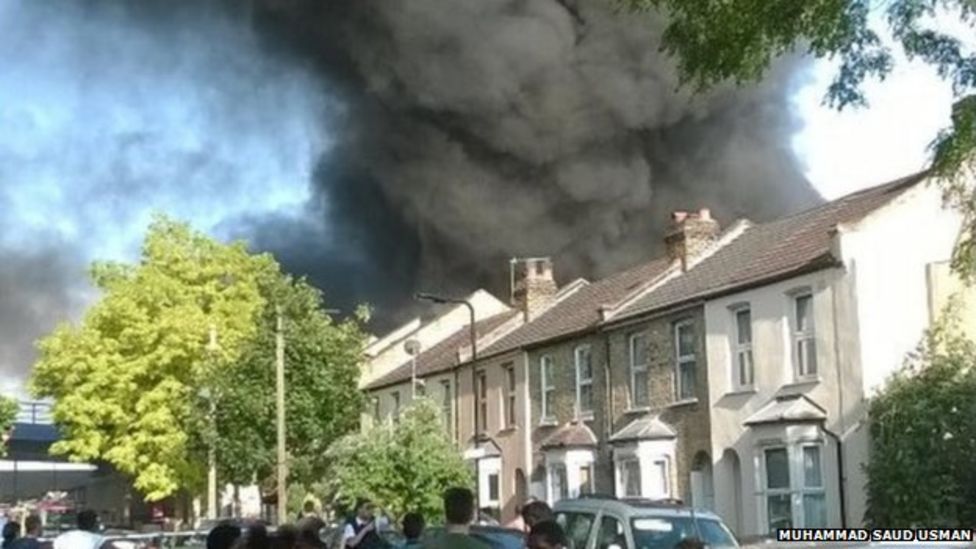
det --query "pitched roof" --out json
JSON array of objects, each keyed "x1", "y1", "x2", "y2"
[
  {"x1": 364, "y1": 311, "x2": 518, "y2": 390},
  {"x1": 540, "y1": 422, "x2": 599, "y2": 449},
  {"x1": 609, "y1": 415, "x2": 676, "y2": 442},
  {"x1": 480, "y1": 257, "x2": 672, "y2": 356},
  {"x1": 744, "y1": 394, "x2": 828, "y2": 426},
  {"x1": 614, "y1": 172, "x2": 927, "y2": 320}
]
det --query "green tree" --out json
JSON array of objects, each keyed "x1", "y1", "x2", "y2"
[
  {"x1": 211, "y1": 274, "x2": 369, "y2": 503},
  {"x1": 326, "y1": 399, "x2": 473, "y2": 523},
  {"x1": 30, "y1": 216, "x2": 275, "y2": 501},
  {"x1": 865, "y1": 311, "x2": 976, "y2": 526},
  {"x1": 621, "y1": 0, "x2": 976, "y2": 278},
  {"x1": 0, "y1": 396, "x2": 18, "y2": 457}
]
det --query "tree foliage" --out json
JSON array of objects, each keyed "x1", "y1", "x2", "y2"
[
  {"x1": 0, "y1": 396, "x2": 18, "y2": 458},
  {"x1": 31, "y1": 216, "x2": 273, "y2": 500},
  {"x1": 621, "y1": 0, "x2": 976, "y2": 278},
  {"x1": 865, "y1": 311, "x2": 976, "y2": 527},
  {"x1": 325, "y1": 400, "x2": 473, "y2": 523},
  {"x1": 211, "y1": 274, "x2": 369, "y2": 496}
]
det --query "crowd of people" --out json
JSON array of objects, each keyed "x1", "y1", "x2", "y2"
[{"x1": 0, "y1": 489, "x2": 712, "y2": 549}]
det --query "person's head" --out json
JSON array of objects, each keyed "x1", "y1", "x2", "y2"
[
  {"x1": 2, "y1": 521, "x2": 20, "y2": 542},
  {"x1": 401, "y1": 512, "x2": 424, "y2": 541},
  {"x1": 354, "y1": 499, "x2": 374, "y2": 522},
  {"x1": 527, "y1": 520, "x2": 568, "y2": 549},
  {"x1": 244, "y1": 524, "x2": 270, "y2": 549},
  {"x1": 77, "y1": 510, "x2": 99, "y2": 532},
  {"x1": 520, "y1": 501, "x2": 553, "y2": 530},
  {"x1": 207, "y1": 522, "x2": 242, "y2": 549},
  {"x1": 442, "y1": 487, "x2": 475, "y2": 526},
  {"x1": 272, "y1": 524, "x2": 297, "y2": 549},
  {"x1": 302, "y1": 501, "x2": 315, "y2": 515},
  {"x1": 24, "y1": 516, "x2": 41, "y2": 537}
]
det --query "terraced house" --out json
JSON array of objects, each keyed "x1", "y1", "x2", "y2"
[{"x1": 361, "y1": 171, "x2": 972, "y2": 536}]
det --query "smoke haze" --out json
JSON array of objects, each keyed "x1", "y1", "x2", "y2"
[{"x1": 0, "y1": 0, "x2": 820, "y2": 391}]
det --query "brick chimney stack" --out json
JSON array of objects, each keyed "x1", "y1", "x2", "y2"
[
  {"x1": 665, "y1": 208, "x2": 719, "y2": 271},
  {"x1": 511, "y1": 258, "x2": 557, "y2": 321}
]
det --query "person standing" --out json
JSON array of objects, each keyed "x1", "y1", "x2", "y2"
[
  {"x1": 526, "y1": 521, "x2": 568, "y2": 549},
  {"x1": 53, "y1": 510, "x2": 104, "y2": 549},
  {"x1": 520, "y1": 501, "x2": 554, "y2": 532},
  {"x1": 2, "y1": 520, "x2": 20, "y2": 549},
  {"x1": 341, "y1": 499, "x2": 384, "y2": 549},
  {"x1": 205, "y1": 521, "x2": 241, "y2": 549},
  {"x1": 397, "y1": 513, "x2": 424, "y2": 549},
  {"x1": 12, "y1": 516, "x2": 41, "y2": 549},
  {"x1": 421, "y1": 488, "x2": 488, "y2": 549}
]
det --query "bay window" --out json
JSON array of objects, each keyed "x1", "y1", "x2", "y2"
[{"x1": 760, "y1": 443, "x2": 827, "y2": 532}]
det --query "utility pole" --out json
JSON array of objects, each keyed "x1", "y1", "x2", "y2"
[
  {"x1": 207, "y1": 324, "x2": 218, "y2": 520},
  {"x1": 275, "y1": 306, "x2": 287, "y2": 525}
]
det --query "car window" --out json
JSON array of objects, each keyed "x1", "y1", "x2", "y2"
[
  {"x1": 556, "y1": 512, "x2": 596, "y2": 549},
  {"x1": 697, "y1": 519, "x2": 737, "y2": 547},
  {"x1": 596, "y1": 516, "x2": 626, "y2": 549}
]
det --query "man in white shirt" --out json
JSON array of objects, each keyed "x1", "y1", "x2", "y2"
[{"x1": 54, "y1": 510, "x2": 105, "y2": 549}]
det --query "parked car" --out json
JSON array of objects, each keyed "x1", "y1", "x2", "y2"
[
  {"x1": 553, "y1": 495, "x2": 739, "y2": 549},
  {"x1": 423, "y1": 525, "x2": 525, "y2": 549}
]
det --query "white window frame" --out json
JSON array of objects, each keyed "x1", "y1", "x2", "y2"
[
  {"x1": 730, "y1": 305, "x2": 754, "y2": 390},
  {"x1": 758, "y1": 442, "x2": 827, "y2": 533},
  {"x1": 440, "y1": 379, "x2": 453, "y2": 435},
  {"x1": 574, "y1": 345, "x2": 594, "y2": 418},
  {"x1": 540, "y1": 355, "x2": 555, "y2": 422},
  {"x1": 547, "y1": 463, "x2": 568, "y2": 505},
  {"x1": 504, "y1": 363, "x2": 517, "y2": 428},
  {"x1": 673, "y1": 320, "x2": 697, "y2": 402},
  {"x1": 652, "y1": 457, "x2": 671, "y2": 498},
  {"x1": 391, "y1": 390, "x2": 401, "y2": 422},
  {"x1": 617, "y1": 457, "x2": 642, "y2": 498},
  {"x1": 476, "y1": 370, "x2": 488, "y2": 434},
  {"x1": 791, "y1": 291, "x2": 818, "y2": 380},
  {"x1": 628, "y1": 333, "x2": 649, "y2": 408}
]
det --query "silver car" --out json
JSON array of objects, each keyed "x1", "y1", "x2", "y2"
[{"x1": 553, "y1": 496, "x2": 738, "y2": 549}]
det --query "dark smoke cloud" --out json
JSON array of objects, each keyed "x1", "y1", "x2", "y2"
[{"x1": 245, "y1": 0, "x2": 821, "y2": 326}]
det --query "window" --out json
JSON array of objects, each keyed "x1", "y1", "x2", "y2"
[
  {"x1": 579, "y1": 465, "x2": 594, "y2": 495},
  {"x1": 504, "y1": 364, "x2": 517, "y2": 428},
  {"x1": 556, "y1": 512, "x2": 596, "y2": 549},
  {"x1": 761, "y1": 444, "x2": 827, "y2": 532},
  {"x1": 476, "y1": 371, "x2": 488, "y2": 434},
  {"x1": 629, "y1": 333, "x2": 649, "y2": 408},
  {"x1": 763, "y1": 447, "x2": 792, "y2": 532},
  {"x1": 488, "y1": 473, "x2": 500, "y2": 502},
  {"x1": 792, "y1": 293, "x2": 818, "y2": 378},
  {"x1": 731, "y1": 306, "x2": 754, "y2": 388},
  {"x1": 674, "y1": 320, "x2": 697, "y2": 401},
  {"x1": 540, "y1": 355, "x2": 555, "y2": 421},
  {"x1": 416, "y1": 380, "x2": 426, "y2": 398},
  {"x1": 575, "y1": 345, "x2": 594, "y2": 417},
  {"x1": 391, "y1": 391, "x2": 401, "y2": 422},
  {"x1": 372, "y1": 397, "x2": 380, "y2": 422},
  {"x1": 620, "y1": 458, "x2": 641, "y2": 497},
  {"x1": 548, "y1": 463, "x2": 568, "y2": 503},
  {"x1": 652, "y1": 458, "x2": 671, "y2": 497},
  {"x1": 440, "y1": 380, "x2": 453, "y2": 434},
  {"x1": 596, "y1": 516, "x2": 625, "y2": 549}
]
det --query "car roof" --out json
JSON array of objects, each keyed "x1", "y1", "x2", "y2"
[{"x1": 553, "y1": 496, "x2": 724, "y2": 521}]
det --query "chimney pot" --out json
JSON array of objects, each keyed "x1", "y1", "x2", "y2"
[
  {"x1": 511, "y1": 257, "x2": 557, "y2": 321},
  {"x1": 672, "y1": 211, "x2": 689, "y2": 223},
  {"x1": 664, "y1": 207, "x2": 719, "y2": 271},
  {"x1": 698, "y1": 208, "x2": 711, "y2": 220}
]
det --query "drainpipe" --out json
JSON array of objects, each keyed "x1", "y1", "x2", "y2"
[
  {"x1": 830, "y1": 265, "x2": 849, "y2": 527},
  {"x1": 820, "y1": 425, "x2": 847, "y2": 529},
  {"x1": 604, "y1": 333, "x2": 614, "y2": 486}
]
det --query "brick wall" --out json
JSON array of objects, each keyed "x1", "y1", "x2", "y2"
[{"x1": 606, "y1": 305, "x2": 712, "y2": 501}]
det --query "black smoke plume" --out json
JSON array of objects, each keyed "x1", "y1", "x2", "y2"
[{"x1": 246, "y1": 0, "x2": 821, "y2": 326}]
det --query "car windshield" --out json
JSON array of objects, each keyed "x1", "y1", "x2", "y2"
[{"x1": 630, "y1": 516, "x2": 737, "y2": 549}]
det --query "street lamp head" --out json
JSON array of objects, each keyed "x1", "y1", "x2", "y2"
[{"x1": 404, "y1": 339, "x2": 422, "y2": 356}]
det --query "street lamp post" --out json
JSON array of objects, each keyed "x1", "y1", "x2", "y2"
[{"x1": 414, "y1": 293, "x2": 478, "y2": 503}]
